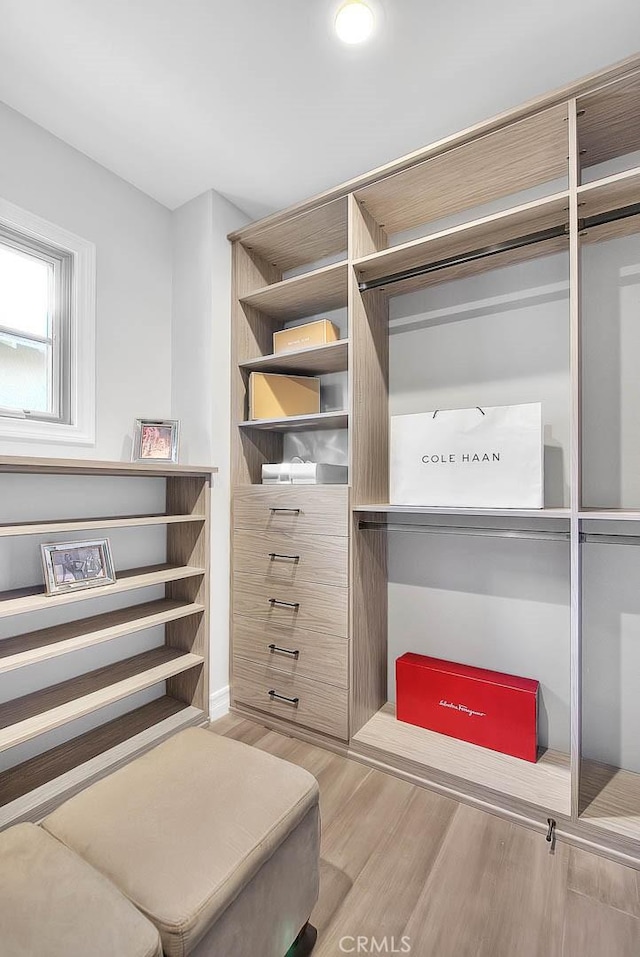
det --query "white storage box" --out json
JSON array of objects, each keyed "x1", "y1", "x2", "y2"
[
  {"x1": 262, "y1": 462, "x2": 348, "y2": 485},
  {"x1": 390, "y1": 403, "x2": 543, "y2": 509}
]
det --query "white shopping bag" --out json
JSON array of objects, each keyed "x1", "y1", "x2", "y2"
[{"x1": 390, "y1": 403, "x2": 543, "y2": 508}]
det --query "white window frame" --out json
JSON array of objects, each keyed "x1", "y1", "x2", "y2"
[{"x1": 0, "y1": 197, "x2": 96, "y2": 445}]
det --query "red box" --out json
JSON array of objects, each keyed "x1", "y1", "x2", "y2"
[{"x1": 396, "y1": 653, "x2": 539, "y2": 762}]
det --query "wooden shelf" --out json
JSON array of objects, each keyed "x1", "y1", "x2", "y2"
[
  {"x1": 0, "y1": 563, "x2": 205, "y2": 620},
  {"x1": 0, "y1": 456, "x2": 217, "y2": 477},
  {"x1": 0, "y1": 647, "x2": 204, "y2": 753},
  {"x1": 577, "y1": 70, "x2": 640, "y2": 169},
  {"x1": 351, "y1": 703, "x2": 571, "y2": 815},
  {"x1": 354, "y1": 193, "x2": 569, "y2": 295},
  {"x1": 579, "y1": 509, "x2": 640, "y2": 521},
  {"x1": 0, "y1": 598, "x2": 204, "y2": 674},
  {"x1": 355, "y1": 504, "x2": 570, "y2": 519},
  {"x1": 580, "y1": 760, "x2": 640, "y2": 841},
  {"x1": 0, "y1": 513, "x2": 206, "y2": 538},
  {"x1": 239, "y1": 410, "x2": 348, "y2": 432},
  {"x1": 578, "y1": 167, "x2": 640, "y2": 244},
  {"x1": 353, "y1": 104, "x2": 569, "y2": 236},
  {"x1": 239, "y1": 339, "x2": 349, "y2": 376},
  {"x1": 0, "y1": 696, "x2": 206, "y2": 828},
  {"x1": 238, "y1": 197, "x2": 348, "y2": 273},
  {"x1": 240, "y1": 261, "x2": 348, "y2": 322}
]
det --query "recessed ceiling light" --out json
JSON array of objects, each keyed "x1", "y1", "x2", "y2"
[{"x1": 335, "y1": 1, "x2": 375, "y2": 44}]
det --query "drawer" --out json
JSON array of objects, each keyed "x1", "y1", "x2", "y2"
[
  {"x1": 233, "y1": 486, "x2": 349, "y2": 537},
  {"x1": 233, "y1": 575, "x2": 348, "y2": 638},
  {"x1": 233, "y1": 657, "x2": 349, "y2": 740},
  {"x1": 234, "y1": 528, "x2": 348, "y2": 587},
  {"x1": 234, "y1": 616, "x2": 349, "y2": 689}
]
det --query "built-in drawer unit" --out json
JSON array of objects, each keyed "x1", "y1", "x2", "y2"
[
  {"x1": 233, "y1": 486, "x2": 349, "y2": 537},
  {"x1": 234, "y1": 616, "x2": 349, "y2": 689},
  {"x1": 233, "y1": 575, "x2": 348, "y2": 638},
  {"x1": 233, "y1": 528, "x2": 348, "y2": 587},
  {"x1": 233, "y1": 657, "x2": 349, "y2": 740}
]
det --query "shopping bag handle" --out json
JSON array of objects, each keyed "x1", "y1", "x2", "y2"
[{"x1": 432, "y1": 407, "x2": 485, "y2": 419}]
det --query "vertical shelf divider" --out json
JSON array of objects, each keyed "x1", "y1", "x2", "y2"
[
  {"x1": 348, "y1": 195, "x2": 390, "y2": 736},
  {"x1": 568, "y1": 98, "x2": 583, "y2": 822},
  {"x1": 231, "y1": 242, "x2": 283, "y2": 486},
  {"x1": 165, "y1": 476, "x2": 210, "y2": 713}
]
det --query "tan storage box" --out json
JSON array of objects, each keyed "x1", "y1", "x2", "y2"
[
  {"x1": 249, "y1": 372, "x2": 320, "y2": 420},
  {"x1": 273, "y1": 319, "x2": 339, "y2": 355}
]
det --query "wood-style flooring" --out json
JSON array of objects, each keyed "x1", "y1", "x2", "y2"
[{"x1": 210, "y1": 712, "x2": 640, "y2": 957}]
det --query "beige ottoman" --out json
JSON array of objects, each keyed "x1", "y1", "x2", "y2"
[
  {"x1": 0, "y1": 822, "x2": 162, "y2": 957},
  {"x1": 43, "y1": 728, "x2": 320, "y2": 957}
]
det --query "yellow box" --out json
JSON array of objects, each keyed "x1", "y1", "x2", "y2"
[
  {"x1": 249, "y1": 372, "x2": 320, "y2": 420},
  {"x1": 273, "y1": 319, "x2": 339, "y2": 355}
]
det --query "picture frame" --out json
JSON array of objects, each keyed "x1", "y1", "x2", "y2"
[
  {"x1": 132, "y1": 418, "x2": 180, "y2": 463},
  {"x1": 41, "y1": 539, "x2": 116, "y2": 595}
]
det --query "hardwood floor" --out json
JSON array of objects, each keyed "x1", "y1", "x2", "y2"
[{"x1": 210, "y1": 713, "x2": 640, "y2": 957}]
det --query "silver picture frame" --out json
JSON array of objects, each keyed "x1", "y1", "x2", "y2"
[
  {"x1": 41, "y1": 539, "x2": 116, "y2": 595},
  {"x1": 132, "y1": 418, "x2": 180, "y2": 463}
]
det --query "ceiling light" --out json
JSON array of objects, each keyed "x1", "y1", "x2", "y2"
[{"x1": 335, "y1": 1, "x2": 375, "y2": 44}]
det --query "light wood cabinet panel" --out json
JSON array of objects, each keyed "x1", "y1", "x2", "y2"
[
  {"x1": 233, "y1": 485, "x2": 349, "y2": 537},
  {"x1": 234, "y1": 616, "x2": 349, "y2": 689},
  {"x1": 232, "y1": 657, "x2": 349, "y2": 740},
  {"x1": 233, "y1": 528, "x2": 348, "y2": 587},
  {"x1": 233, "y1": 575, "x2": 348, "y2": 638}
]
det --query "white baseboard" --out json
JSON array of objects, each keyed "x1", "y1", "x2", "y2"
[{"x1": 209, "y1": 686, "x2": 230, "y2": 721}]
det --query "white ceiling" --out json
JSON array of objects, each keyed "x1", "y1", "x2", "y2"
[{"x1": 0, "y1": 0, "x2": 639, "y2": 221}]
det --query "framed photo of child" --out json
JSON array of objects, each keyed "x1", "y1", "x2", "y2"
[{"x1": 132, "y1": 418, "x2": 180, "y2": 463}]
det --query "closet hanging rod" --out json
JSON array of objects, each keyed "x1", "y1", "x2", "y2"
[
  {"x1": 581, "y1": 532, "x2": 640, "y2": 546},
  {"x1": 358, "y1": 520, "x2": 569, "y2": 542},
  {"x1": 357, "y1": 201, "x2": 640, "y2": 293}
]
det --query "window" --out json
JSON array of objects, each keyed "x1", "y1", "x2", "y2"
[
  {"x1": 0, "y1": 230, "x2": 71, "y2": 422},
  {"x1": 0, "y1": 197, "x2": 96, "y2": 444}
]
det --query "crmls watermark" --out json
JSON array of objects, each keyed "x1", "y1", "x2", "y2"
[{"x1": 338, "y1": 937, "x2": 411, "y2": 954}]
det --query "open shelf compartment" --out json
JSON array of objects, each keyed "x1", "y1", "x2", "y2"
[
  {"x1": 0, "y1": 696, "x2": 206, "y2": 828},
  {"x1": 239, "y1": 261, "x2": 348, "y2": 322},
  {"x1": 351, "y1": 703, "x2": 571, "y2": 816},
  {"x1": 354, "y1": 103, "x2": 569, "y2": 237},
  {"x1": 0, "y1": 646, "x2": 204, "y2": 753},
  {"x1": 354, "y1": 192, "x2": 570, "y2": 296}
]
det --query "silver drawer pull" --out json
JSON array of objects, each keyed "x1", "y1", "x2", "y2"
[
  {"x1": 268, "y1": 552, "x2": 300, "y2": 562},
  {"x1": 269, "y1": 598, "x2": 300, "y2": 609},
  {"x1": 268, "y1": 690, "x2": 300, "y2": 706},
  {"x1": 270, "y1": 507, "x2": 301, "y2": 514},
  {"x1": 268, "y1": 643, "x2": 300, "y2": 659}
]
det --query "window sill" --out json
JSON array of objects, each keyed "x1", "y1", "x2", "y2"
[{"x1": 0, "y1": 416, "x2": 95, "y2": 446}]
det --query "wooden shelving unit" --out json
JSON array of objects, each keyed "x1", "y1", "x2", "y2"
[
  {"x1": 0, "y1": 563, "x2": 205, "y2": 619},
  {"x1": 229, "y1": 53, "x2": 640, "y2": 868},
  {"x1": 0, "y1": 513, "x2": 205, "y2": 537},
  {"x1": 238, "y1": 411, "x2": 348, "y2": 433},
  {"x1": 355, "y1": 504, "x2": 571, "y2": 520},
  {"x1": 0, "y1": 598, "x2": 204, "y2": 673},
  {"x1": 239, "y1": 339, "x2": 349, "y2": 376},
  {"x1": 0, "y1": 456, "x2": 215, "y2": 828}
]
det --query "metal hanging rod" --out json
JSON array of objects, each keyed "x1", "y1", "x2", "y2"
[
  {"x1": 357, "y1": 201, "x2": 640, "y2": 294},
  {"x1": 581, "y1": 532, "x2": 640, "y2": 546},
  {"x1": 358, "y1": 520, "x2": 569, "y2": 542}
]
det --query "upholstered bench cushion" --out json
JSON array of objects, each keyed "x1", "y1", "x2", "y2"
[
  {"x1": 0, "y1": 823, "x2": 162, "y2": 957},
  {"x1": 43, "y1": 727, "x2": 320, "y2": 957}
]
